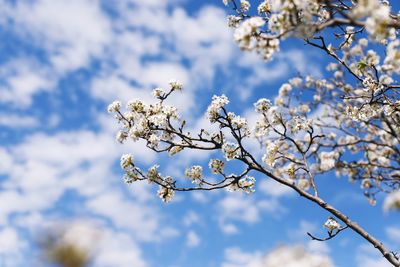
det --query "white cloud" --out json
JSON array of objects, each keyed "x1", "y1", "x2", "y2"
[
  {"x1": 191, "y1": 191, "x2": 210, "y2": 204},
  {"x1": 257, "y1": 245, "x2": 334, "y2": 267},
  {"x1": 138, "y1": 62, "x2": 190, "y2": 89},
  {"x1": 285, "y1": 220, "x2": 333, "y2": 256},
  {"x1": 186, "y1": 230, "x2": 201, "y2": 247},
  {"x1": 222, "y1": 245, "x2": 334, "y2": 267},
  {"x1": 13, "y1": 212, "x2": 45, "y2": 234},
  {"x1": 216, "y1": 193, "x2": 285, "y2": 229},
  {"x1": 0, "y1": 227, "x2": 25, "y2": 254},
  {"x1": 93, "y1": 230, "x2": 147, "y2": 267},
  {"x1": 243, "y1": 61, "x2": 289, "y2": 88},
  {"x1": 222, "y1": 247, "x2": 262, "y2": 267},
  {"x1": 183, "y1": 210, "x2": 200, "y2": 227},
  {"x1": 220, "y1": 223, "x2": 239, "y2": 235},
  {"x1": 0, "y1": 125, "x2": 171, "y2": 266},
  {"x1": 0, "y1": 0, "x2": 112, "y2": 108},
  {"x1": 125, "y1": 3, "x2": 233, "y2": 74},
  {"x1": 258, "y1": 178, "x2": 294, "y2": 198},
  {"x1": 257, "y1": 198, "x2": 287, "y2": 215},
  {"x1": 306, "y1": 241, "x2": 331, "y2": 256},
  {"x1": 277, "y1": 50, "x2": 323, "y2": 77},
  {"x1": 6, "y1": 0, "x2": 112, "y2": 73},
  {"x1": 169, "y1": 6, "x2": 234, "y2": 76},
  {"x1": 0, "y1": 118, "x2": 158, "y2": 227},
  {"x1": 386, "y1": 226, "x2": 400, "y2": 242},
  {"x1": 0, "y1": 190, "x2": 62, "y2": 225},
  {"x1": 217, "y1": 194, "x2": 261, "y2": 224},
  {"x1": 233, "y1": 48, "x2": 323, "y2": 102},
  {"x1": 90, "y1": 76, "x2": 154, "y2": 106},
  {"x1": 356, "y1": 244, "x2": 392, "y2": 267},
  {"x1": 85, "y1": 190, "x2": 161, "y2": 242},
  {"x1": 0, "y1": 227, "x2": 27, "y2": 266},
  {"x1": 0, "y1": 59, "x2": 54, "y2": 107},
  {"x1": 287, "y1": 220, "x2": 318, "y2": 241},
  {"x1": 0, "y1": 148, "x2": 12, "y2": 174},
  {"x1": 89, "y1": 4, "x2": 235, "y2": 121}
]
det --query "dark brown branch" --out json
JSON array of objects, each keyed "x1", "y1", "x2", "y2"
[{"x1": 307, "y1": 226, "x2": 349, "y2": 241}]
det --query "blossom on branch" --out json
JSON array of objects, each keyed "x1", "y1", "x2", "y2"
[{"x1": 109, "y1": 1, "x2": 400, "y2": 265}]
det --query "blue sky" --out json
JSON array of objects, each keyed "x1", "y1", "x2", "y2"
[{"x1": 0, "y1": 0, "x2": 399, "y2": 266}]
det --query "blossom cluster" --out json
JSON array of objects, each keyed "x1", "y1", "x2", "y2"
[
  {"x1": 110, "y1": 81, "x2": 260, "y2": 201},
  {"x1": 111, "y1": 0, "x2": 400, "y2": 215},
  {"x1": 207, "y1": 94, "x2": 229, "y2": 123},
  {"x1": 185, "y1": 165, "x2": 203, "y2": 184},
  {"x1": 109, "y1": 1, "x2": 400, "y2": 263},
  {"x1": 224, "y1": 0, "x2": 333, "y2": 60},
  {"x1": 227, "y1": 175, "x2": 256, "y2": 194}
]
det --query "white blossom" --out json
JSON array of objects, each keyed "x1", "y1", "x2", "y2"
[
  {"x1": 366, "y1": 50, "x2": 380, "y2": 65},
  {"x1": 148, "y1": 114, "x2": 167, "y2": 127},
  {"x1": 168, "y1": 79, "x2": 183, "y2": 90},
  {"x1": 298, "y1": 178, "x2": 310, "y2": 191},
  {"x1": 222, "y1": 142, "x2": 239, "y2": 161},
  {"x1": 383, "y1": 190, "x2": 400, "y2": 211},
  {"x1": 209, "y1": 159, "x2": 225, "y2": 174},
  {"x1": 359, "y1": 38, "x2": 369, "y2": 47},
  {"x1": 124, "y1": 173, "x2": 138, "y2": 184},
  {"x1": 253, "y1": 118, "x2": 270, "y2": 138},
  {"x1": 128, "y1": 118, "x2": 149, "y2": 141},
  {"x1": 362, "y1": 77, "x2": 379, "y2": 92},
  {"x1": 299, "y1": 104, "x2": 310, "y2": 113},
  {"x1": 361, "y1": 179, "x2": 372, "y2": 189},
  {"x1": 207, "y1": 94, "x2": 230, "y2": 122},
  {"x1": 169, "y1": 145, "x2": 183, "y2": 156},
  {"x1": 379, "y1": 74, "x2": 393, "y2": 85},
  {"x1": 384, "y1": 40, "x2": 400, "y2": 74},
  {"x1": 148, "y1": 134, "x2": 160, "y2": 148},
  {"x1": 286, "y1": 164, "x2": 296, "y2": 179},
  {"x1": 238, "y1": 175, "x2": 256, "y2": 193},
  {"x1": 185, "y1": 165, "x2": 203, "y2": 184},
  {"x1": 234, "y1": 17, "x2": 265, "y2": 51},
  {"x1": 116, "y1": 130, "x2": 128, "y2": 143},
  {"x1": 346, "y1": 104, "x2": 380, "y2": 121},
  {"x1": 319, "y1": 151, "x2": 339, "y2": 171},
  {"x1": 278, "y1": 83, "x2": 292, "y2": 97},
  {"x1": 263, "y1": 142, "x2": 279, "y2": 167},
  {"x1": 289, "y1": 77, "x2": 302, "y2": 87},
  {"x1": 364, "y1": 4, "x2": 395, "y2": 41},
  {"x1": 152, "y1": 87, "x2": 164, "y2": 98},
  {"x1": 254, "y1": 98, "x2": 272, "y2": 113},
  {"x1": 157, "y1": 186, "x2": 174, "y2": 203},
  {"x1": 352, "y1": 0, "x2": 381, "y2": 18},
  {"x1": 231, "y1": 114, "x2": 247, "y2": 129},
  {"x1": 147, "y1": 165, "x2": 160, "y2": 183},
  {"x1": 313, "y1": 94, "x2": 321, "y2": 102},
  {"x1": 227, "y1": 15, "x2": 241, "y2": 28},
  {"x1": 290, "y1": 116, "x2": 311, "y2": 134},
  {"x1": 127, "y1": 99, "x2": 145, "y2": 113},
  {"x1": 120, "y1": 154, "x2": 133, "y2": 170},
  {"x1": 324, "y1": 217, "x2": 341, "y2": 231},
  {"x1": 334, "y1": 70, "x2": 343, "y2": 79},
  {"x1": 107, "y1": 100, "x2": 121, "y2": 113},
  {"x1": 240, "y1": 0, "x2": 250, "y2": 12},
  {"x1": 258, "y1": 1, "x2": 270, "y2": 14}
]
